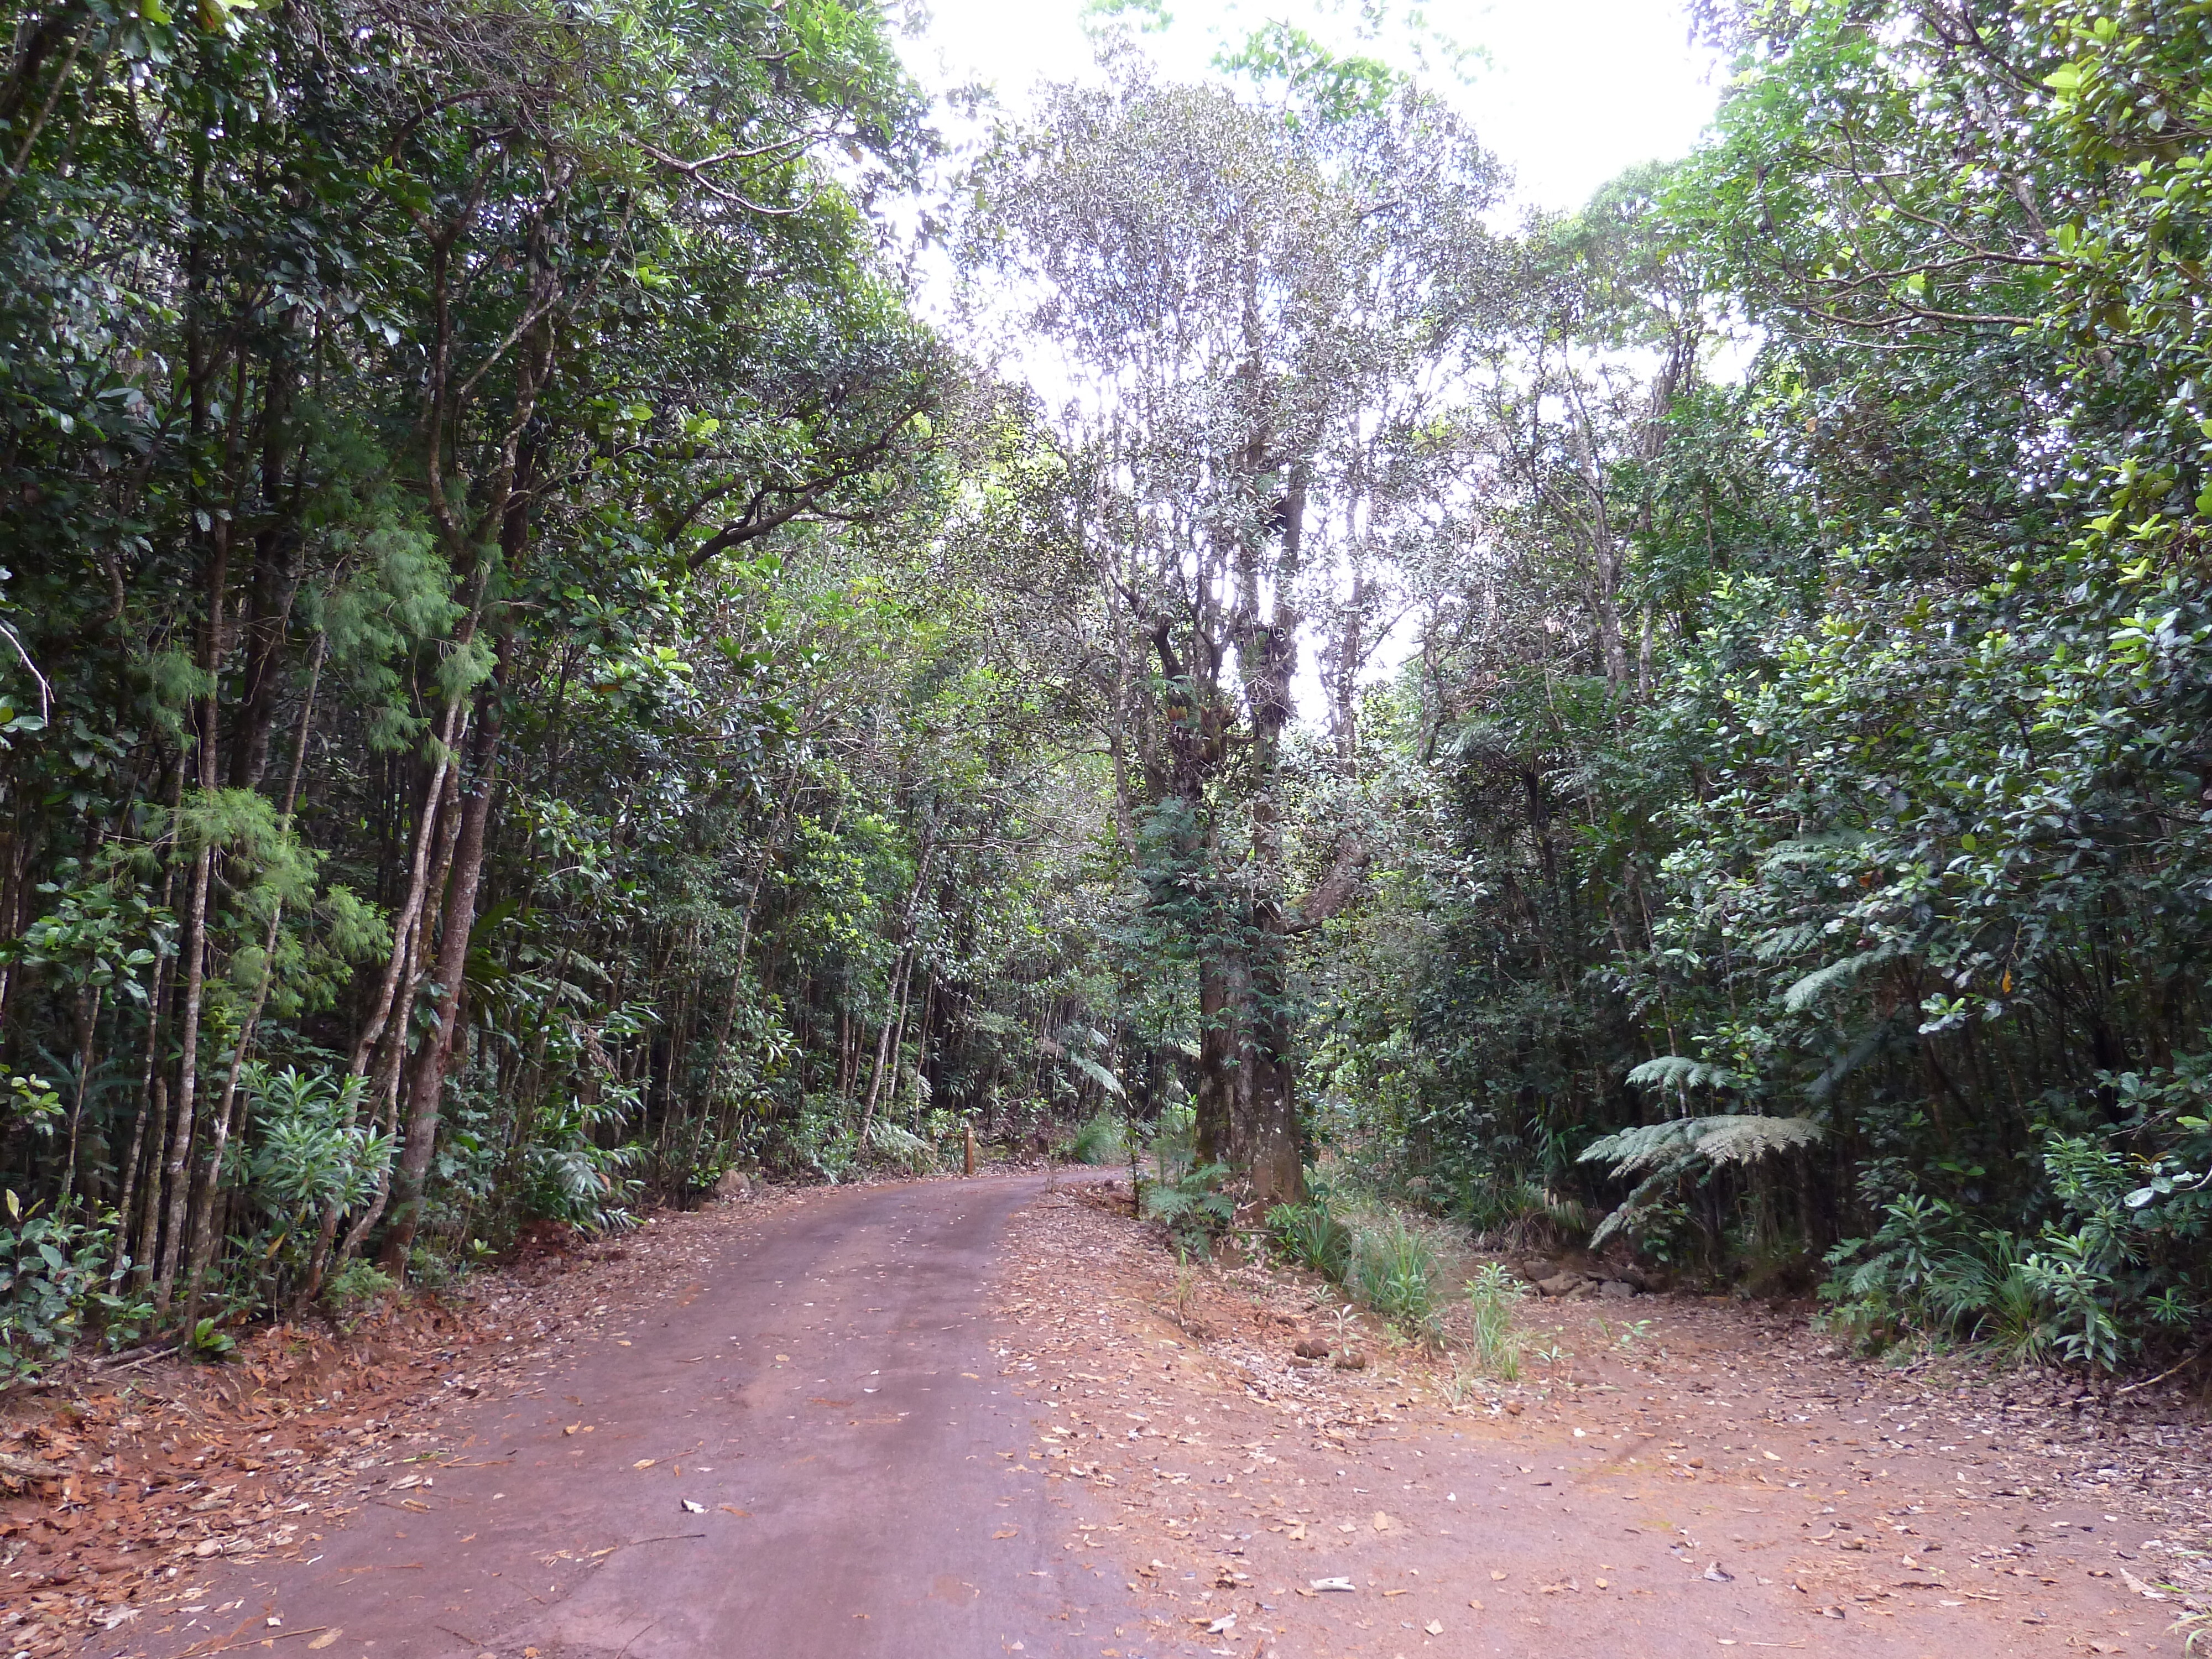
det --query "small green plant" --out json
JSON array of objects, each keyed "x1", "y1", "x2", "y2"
[
  {"x1": 1326, "y1": 1299, "x2": 1362, "y2": 1347},
  {"x1": 185, "y1": 1317, "x2": 237, "y2": 1360},
  {"x1": 1464, "y1": 1262, "x2": 1524, "y2": 1381},
  {"x1": 1143, "y1": 1161, "x2": 1233, "y2": 1254},
  {"x1": 2174, "y1": 1605, "x2": 2210, "y2": 1654},
  {"x1": 1349, "y1": 1213, "x2": 1441, "y2": 1342},
  {"x1": 1267, "y1": 1199, "x2": 1352, "y2": 1280},
  {"x1": 323, "y1": 1256, "x2": 394, "y2": 1318}
]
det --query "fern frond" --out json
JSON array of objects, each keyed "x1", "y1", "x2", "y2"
[
  {"x1": 1691, "y1": 1114, "x2": 1825, "y2": 1166},
  {"x1": 1579, "y1": 1118, "x2": 1708, "y2": 1178},
  {"x1": 1581, "y1": 1114, "x2": 1825, "y2": 1246},
  {"x1": 1625, "y1": 1055, "x2": 1749, "y2": 1095},
  {"x1": 1783, "y1": 948, "x2": 1892, "y2": 1014},
  {"x1": 1070, "y1": 1052, "x2": 1126, "y2": 1098}
]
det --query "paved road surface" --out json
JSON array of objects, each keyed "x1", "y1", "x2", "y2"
[{"x1": 121, "y1": 1175, "x2": 1141, "y2": 1659}]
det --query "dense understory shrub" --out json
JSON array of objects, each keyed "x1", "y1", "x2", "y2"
[{"x1": 0, "y1": 1199, "x2": 147, "y2": 1378}]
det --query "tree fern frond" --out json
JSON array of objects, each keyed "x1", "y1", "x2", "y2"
[
  {"x1": 1783, "y1": 948, "x2": 1892, "y2": 1014},
  {"x1": 1581, "y1": 1114, "x2": 1825, "y2": 1245},
  {"x1": 1070, "y1": 1052, "x2": 1126, "y2": 1098},
  {"x1": 1625, "y1": 1055, "x2": 1748, "y2": 1095}
]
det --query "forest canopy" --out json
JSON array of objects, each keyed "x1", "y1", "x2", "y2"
[{"x1": 1, "y1": 0, "x2": 2207, "y2": 1379}]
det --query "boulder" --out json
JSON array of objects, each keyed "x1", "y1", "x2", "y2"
[
  {"x1": 1598, "y1": 1279, "x2": 1639, "y2": 1300},
  {"x1": 714, "y1": 1169, "x2": 758, "y2": 1203},
  {"x1": 1536, "y1": 1271, "x2": 1587, "y2": 1298}
]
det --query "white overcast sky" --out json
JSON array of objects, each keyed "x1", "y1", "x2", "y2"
[{"x1": 896, "y1": 0, "x2": 1725, "y2": 218}]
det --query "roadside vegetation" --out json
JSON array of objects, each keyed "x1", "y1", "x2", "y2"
[{"x1": 2, "y1": 0, "x2": 2209, "y2": 1400}]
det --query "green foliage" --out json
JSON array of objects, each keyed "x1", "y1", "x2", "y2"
[
  {"x1": 322, "y1": 1259, "x2": 394, "y2": 1318},
  {"x1": 1267, "y1": 1199, "x2": 1352, "y2": 1280},
  {"x1": 1348, "y1": 1212, "x2": 1442, "y2": 1343},
  {"x1": 1578, "y1": 1115, "x2": 1824, "y2": 1248},
  {"x1": 1149, "y1": 1102, "x2": 1198, "y2": 1183},
  {"x1": 1142, "y1": 1161, "x2": 1234, "y2": 1254},
  {"x1": 1065, "y1": 1108, "x2": 1126, "y2": 1166},
  {"x1": 865, "y1": 1121, "x2": 940, "y2": 1176},
  {"x1": 1464, "y1": 1263, "x2": 1524, "y2": 1382},
  {"x1": 185, "y1": 1318, "x2": 237, "y2": 1362},
  {"x1": 0, "y1": 1197, "x2": 145, "y2": 1378}
]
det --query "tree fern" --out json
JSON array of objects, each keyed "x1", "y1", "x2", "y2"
[{"x1": 1579, "y1": 1114, "x2": 1824, "y2": 1246}]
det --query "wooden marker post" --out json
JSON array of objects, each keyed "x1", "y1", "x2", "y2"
[{"x1": 963, "y1": 1123, "x2": 975, "y2": 1177}]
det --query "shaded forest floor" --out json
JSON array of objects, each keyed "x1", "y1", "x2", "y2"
[{"x1": 3, "y1": 1173, "x2": 2208, "y2": 1657}]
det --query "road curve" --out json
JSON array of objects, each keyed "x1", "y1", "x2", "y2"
[{"x1": 117, "y1": 1173, "x2": 1145, "y2": 1659}]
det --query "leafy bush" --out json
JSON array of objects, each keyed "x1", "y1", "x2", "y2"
[
  {"x1": 1267, "y1": 1199, "x2": 1351, "y2": 1280},
  {"x1": 1822, "y1": 1193, "x2": 2072, "y2": 1363},
  {"x1": 1453, "y1": 1176, "x2": 1589, "y2": 1249},
  {"x1": 522, "y1": 1089, "x2": 644, "y2": 1230},
  {"x1": 243, "y1": 1066, "x2": 387, "y2": 1224},
  {"x1": 1, "y1": 1196, "x2": 147, "y2": 1378},
  {"x1": 1143, "y1": 1161, "x2": 1233, "y2": 1254}
]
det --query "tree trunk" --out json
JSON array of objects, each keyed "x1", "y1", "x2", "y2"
[{"x1": 379, "y1": 652, "x2": 505, "y2": 1275}]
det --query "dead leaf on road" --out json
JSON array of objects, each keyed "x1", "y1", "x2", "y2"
[
  {"x1": 1425, "y1": 1620, "x2": 1444, "y2": 1635},
  {"x1": 307, "y1": 1634, "x2": 340, "y2": 1651},
  {"x1": 1311, "y1": 1577, "x2": 1355, "y2": 1593},
  {"x1": 993, "y1": 1528, "x2": 1019, "y2": 1540}
]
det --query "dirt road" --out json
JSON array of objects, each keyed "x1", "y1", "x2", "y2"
[
  {"x1": 70, "y1": 1172, "x2": 2207, "y2": 1659},
  {"x1": 105, "y1": 1173, "x2": 1140, "y2": 1659}
]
